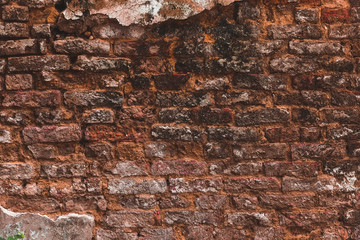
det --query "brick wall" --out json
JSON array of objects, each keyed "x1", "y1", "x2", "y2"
[{"x1": 0, "y1": 0, "x2": 359, "y2": 239}]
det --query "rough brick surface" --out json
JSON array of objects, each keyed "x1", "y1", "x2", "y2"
[{"x1": 0, "y1": 0, "x2": 358, "y2": 239}]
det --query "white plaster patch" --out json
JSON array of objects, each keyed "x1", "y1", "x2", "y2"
[
  {"x1": 0, "y1": 206, "x2": 94, "y2": 240},
  {"x1": 63, "y1": 0, "x2": 240, "y2": 26}
]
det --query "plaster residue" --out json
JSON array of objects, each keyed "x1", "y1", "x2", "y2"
[
  {"x1": 63, "y1": 0, "x2": 241, "y2": 26},
  {"x1": 0, "y1": 206, "x2": 94, "y2": 240}
]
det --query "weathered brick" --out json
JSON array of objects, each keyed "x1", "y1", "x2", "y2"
[
  {"x1": 114, "y1": 40, "x2": 170, "y2": 56},
  {"x1": 23, "y1": 125, "x2": 81, "y2": 144},
  {"x1": 265, "y1": 127, "x2": 300, "y2": 142},
  {"x1": 232, "y1": 196, "x2": 258, "y2": 210},
  {"x1": 0, "y1": 23, "x2": 28, "y2": 38},
  {"x1": 54, "y1": 38, "x2": 110, "y2": 55},
  {"x1": 73, "y1": 56, "x2": 130, "y2": 72},
  {"x1": 292, "y1": 74, "x2": 354, "y2": 90},
  {"x1": 182, "y1": 226, "x2": 213, "y2": 240},
  {"x1": 158, "y1": 109, "x2": 191, "y2": 123},
  {"x1": 206, "y1": 57, "x2": 263, "y2": 74},
  {"x1": 159, "y1": 195, "x2": 191, "y2": 209},
  {"x1": 213, "y1": 228, "x2": 248, "y2": 240},
  {"x1": 282, "y1": 176, "x2": 339, "y2": 192},
  {"x1": 133, "y1": 57, "x2": 171, "y2": 74},
  {"x1": 83, "y1": 109, "x2": 114, "y2": 124},
  {"x1": 5, "y1": 74, "x2": 32, "y2": 90},
  {"x1": 8, "y1": 55, "x2": 70, "y2": 72},
  {"x1": 105, "y1": 161, "x2": 147, "y2": 177},
  {"x1": 322, "y1": 108, "x2": 360, "y2": 123},
  {"x1": 295, "y1": 8, "x2": 319, "y2": 23},
  {"x1": 270, "y1": 56, "x2": 320, "y2": 73},
  {"x1": 169, "y1": 178, "x2": 222, "y2": 193},
  {"x1": 195, "y1": 195, "x2": 228, "y2": 210},
  {"x1": 138, "y1": 228, "x2": 175, "y2": 240},
  {"x1": 0, "y1": 59, "x2": 5, "y2": 73},
  {"x1": 65, "y1": 195, "x2": 107, "y2": 211},
  {"x1": 64, "y1": 91, "x2": 123, "y2": 107},
  {"x1": 151, "y1": 160, "x2": 207, "y2": 176},
  {"x1": 28, "y1": 144, "x2": 56, "y2": 159},
  {"x1": 85, "y1": 125, "x2": 134, "y2": 142},
  {"x1": 324, "y1": 58, "x2": 354, "y2": 72},
  {"x1": 227, "y1": 41, "x2": 284, "y2": 57},
  {"x1": 300, "y1": 127, "x2": 321, "y2": 142},
  {"x1": 233, "y1": 143, "x2": 287, "y2": 160},
  {"x1": 108, "y1": 178, "x2": 167, "y2": 194},
  {"x1": 279, "y1": 211, "x2": 338, "y2": 230},
  {"x1": 0, "y1": 39, "x2": 40, "y2": 56},
  {"x1": 344, "y1": 210, "x2": 360, "y2": 226},
  {"x1": 156, "y1": 92, "x2": 213, "y2": 107},
  {"x1": 85, "y1": 142, "x2": 114, "y2": 160},
  {"x1": 254, "y1": 227, "x2": 284, "y2": 240},
  {"x1": 191, "y1": 107, "x2": 233, "y2": 124},
  {"x1": 2, "y1": 90, "x2": 61, "y2": 107},
  {"x1": 264, "y1": 162, "x2": 319, "y2": 177},
  {"x1": 222, "y1": 162, "x2": 263, "y2": 176},
  {"x1": 328, "y1": 125, "x2": 360, "y2": 140},
  {"x1": 267, "y1": 25, "x2": 322, "y2": 39},
  {"x1": 289, "y1": 41, "x2": 343, "y2": 55},
  {"x1": 322, "y1": 8, "x2": 350, "y2": 23},
  {"x1": 324, "y1": 160, "x2": 360, "y2": 176},
  {"x1": 165, "y1": 211, "x2": 222, "y2": 226},
  {"x1": 0, "y1": 163, "x2": 34, "y2": 180},
  {"x1": 235, "y1": 108, "x2": 290, "y2": 126},
  {"x1": 96, "y1": 229, "x2": 137, "y2": 240},
  {"x1": 215, "y1": 91, "x2": 266, "y2": 106},
  {"x1": 292, "y1": 108, "x2": 319, "y2": 125},
  {"x1": 105, "y1": 211, "x2": 155, "y2": 227},
  {"x1": 204, "y1": 142, "x2": 230, "y2": 159},
  {"x1": 329, "y1": 24, "x2": 360, "y2": 39},
  {"x1": 31, "y1": 24, "x2": 51, "y2": 38},
  {"x1": 224, "y1": 177, "x2": 281, "y2": 192},
  {"x1": 291, "y1": 143, "x2": 346, "y2": 160},
  {"x1": 0, "y1": 129, "x2": 11, "y2": 143},
  {"x1": 194, "y1": 76, "x2": 230, "y2": 91},
  {"x1": 118, "y1": 195, "x2": 156, "y2": 209},
  {"x1": 207, "y1": 127, "x2": 260, "y2": 141},
  {"x1": 232, "y1": 74, "x2": 287, "y2": 90},
  {"x1": 41, "y1": 163, "x2": 86, "y2": 178},
  {"x1": 144, "y1": 142, "x2": 172, "y2": 159},
  {"x1": 153, "y1": 74, "x2": 189, "y2": 90},
  {"x1": 273, "y1": 91, "x2": 328, "y2": 107},
  {"x1": 2, "y1": 5, "x2": 29, "y2": 21},
  {"x1": 264, "y1": 0, "x2": 320, "y2": 4},
  {"x1": 331, "y1": 90, "x2": 360, "y2": 106},
  {"x1": 227, "y1": 212, "x2": 273, "y2": 226},
  {"x1": 151, "y1": 125, "x2": 203, "y2": 141}
]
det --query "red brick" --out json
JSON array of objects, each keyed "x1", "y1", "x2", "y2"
[
  {"x1": 2, "y1": 5, "x2": 29, "y2": 21},
  {"x1": 0, "y1": 163, "x2": 34, "y2": 180},
  {"x1": 54, "y1": 38, "x2": 110, "y2": 55},
  {"x1": 264, "y1": 162, "x2": 320, "y2": 177},
  {"x1": 41, "y1": 163, "x2": 86, "y2": 178},
  {"x1": 322, "y1": 8, "x2": 350, "y2": 23},
  {"x1": 105, "y1": 211, "x2": 155, "y2": 227},
  {"x1": 0, "y1": 23, "x2": 28, "y2": 38},
  {"x1": 8, "y1": 55, "x2": 70, "y2": 72},
  {"x1": 279, "y1": 211, "x2": 338, "y2": 230},
  {"x1": 23, "y1": 125, "x2": 82, "y2": 144},
  {"x1": 224, "y1": 177, "x2": 281, "y2": 192},
  {"x1": 5, "y1": 74, "x2": 32, "y2": 90},
  {"x1": 2, "y1": 90, "x2": 61, "y2": 107},
  {"x1": 151, "y1": 160, "x2": 207, "y2": 176}
]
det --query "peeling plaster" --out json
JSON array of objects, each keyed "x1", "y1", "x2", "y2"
[
  {"x1": 0, "y1": 206, "x2": 94, "y2": 240},
  {"x1": 62, "y1": 0, "x2": 241, "y2": 26}
]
